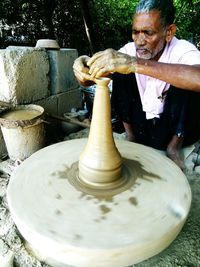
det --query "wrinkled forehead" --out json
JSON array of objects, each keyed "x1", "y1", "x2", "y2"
[{"x1": 132, "y1": 10, "x2": 163, "y2": 30}]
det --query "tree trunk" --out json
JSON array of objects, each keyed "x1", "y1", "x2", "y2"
[
  {"x1": 79, "y1": 0, "x2": 97, "y2": 55},
  {"x1": 43, "y1": 0, "x2": 57, "y2": 39}
]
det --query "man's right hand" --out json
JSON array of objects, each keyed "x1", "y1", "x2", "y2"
[
  {"x1": 73, "y1": 55, "x2": 95, "y2": 87},
  {"x1": 87, "y1": 49, "x2": 137, "y2": 78}
]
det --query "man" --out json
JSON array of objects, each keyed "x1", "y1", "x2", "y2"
[{"x1": 73, "y1": 0, "x2": 200, "y2": 169}]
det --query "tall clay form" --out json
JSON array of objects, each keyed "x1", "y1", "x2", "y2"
[{"x1": 79, "y1": 78, "x2": 122, "y2": 187}]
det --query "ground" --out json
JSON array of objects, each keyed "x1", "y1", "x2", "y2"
[{"x1": 0, "y1": 130, "x2": 200, "y2": 267}]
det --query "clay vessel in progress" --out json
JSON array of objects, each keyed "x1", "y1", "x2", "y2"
[{"x1": 79, "y1": 78, "x2": 122, "y2": 186}]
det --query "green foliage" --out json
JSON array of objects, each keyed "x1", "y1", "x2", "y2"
[
  {"x1": 0, "y1": 0, "x2": 199, "y2": 54},
  {"x1": 174, "y1": 0, "x2": 200, "y2": 48},
  {"x1": 0, "y1": 0, "x2": 87, "y2": 51},
  {"x1": 88, "y1": 0, "x2": 137, "y2": 51}
]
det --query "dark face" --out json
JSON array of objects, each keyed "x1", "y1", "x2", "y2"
[{"x1": 132, "y1": 10, "x2": 168, "y2": 60}]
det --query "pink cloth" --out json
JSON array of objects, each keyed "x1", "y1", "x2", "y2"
[{"x1": 119, "y1": 37, "x2": 200, "y2": 119}]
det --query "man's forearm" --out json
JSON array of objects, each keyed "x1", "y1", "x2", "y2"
[{"x1": 134, "y1": 59, "x2": 200, "y2": 92}]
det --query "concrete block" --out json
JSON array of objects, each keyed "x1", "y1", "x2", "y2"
[
  {"x1": 0, "y1": 47, "x2": 49, "y2": 104},
  {"x1": 35, "y1": 95, "x2": 58, "y2": 116},
  {"x1": 35, "y1": 96, "x2": 60, "y2": 144},
  {"x1": 47, "y1": 49, "x2": 79, "y2": 95},
  {"x1": 57, "y1": 88, "x2": 83, "y2": 115}
]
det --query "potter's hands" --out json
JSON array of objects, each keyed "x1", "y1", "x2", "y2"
[
  {"x1": 73, "y1": 55, "x2": 95, "y2": 86},
  {"x1": 87, "y1": 49, "x2": 137, "y2": 78},
  {"x1": 73, "y1": 49, "x2": 137, "y2": 84}
]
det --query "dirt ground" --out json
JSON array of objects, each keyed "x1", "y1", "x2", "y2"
[{"x1": 0, "y1": 130, "x2": 200, "y2": 267}]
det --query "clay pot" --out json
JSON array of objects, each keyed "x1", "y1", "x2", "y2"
[{"x1": 35, "y1": 39, "x2": 60, "y2": 49}]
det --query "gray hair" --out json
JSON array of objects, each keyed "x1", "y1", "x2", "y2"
[{"x1": 135, "y1": 0, "x2": 176, "y2": 28}]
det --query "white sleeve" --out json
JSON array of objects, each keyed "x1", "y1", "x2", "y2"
[
  {"x1": 178, "y1": 50, "x2": 200, "y2": 65},
  {"x1": 171, "y1": 39, "x2": 200, "y2": 65}
]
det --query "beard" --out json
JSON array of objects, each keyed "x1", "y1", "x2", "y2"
[{"x1": 136, "y1": 42, "x2": 166, "y2": 60}]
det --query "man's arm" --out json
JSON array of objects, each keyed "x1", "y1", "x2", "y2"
[
  {"x1": 136, "y1": 59, "x2": 200, "y2": 92},
  {"x1": 87, "y1": 49, "x2": 200, "y2": 92}
]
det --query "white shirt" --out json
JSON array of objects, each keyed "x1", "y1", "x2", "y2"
[{"x1": 119, "y1": 37, "x2": 200, "y2": 119}]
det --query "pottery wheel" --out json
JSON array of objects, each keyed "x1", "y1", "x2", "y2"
[
  {"x1": 7, "y1": 78, "x2": 191, "y2": 267},
  {"x1": 7, "y1": 138, "x2": 191, "y2": 267}
]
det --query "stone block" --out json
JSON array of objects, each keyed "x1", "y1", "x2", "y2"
[
  {"x1": 35, "y1": 95, "x2": 58, "y2": 116},
  {"x1": 47, "y1": 49, "x2": 78, "y2": 95},
  {"x1": 35, "y1": 95, "x2": 60, "y2": 144},
  {"x1": 57, "y1": 88, "x2": 83, "y2": 115},
  {"x1": 0, "y1": 47, "x2": 49, "y2": 104}
]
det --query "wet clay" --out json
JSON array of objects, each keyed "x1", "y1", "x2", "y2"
[
  {"x1": 60, "y1": 161, "x2": 136, "y2": 198},
  {"x1": 79, "y1": 78, "x2": 122, "y2": 186},
  {"x1": 1, "y1": 109, "x2": 41, "y2": 120}
]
